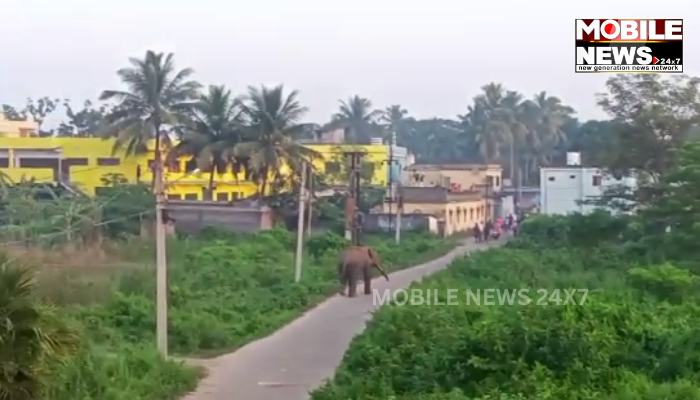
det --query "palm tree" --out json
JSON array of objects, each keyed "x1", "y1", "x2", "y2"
[
  {"x1": 461, "y1": 99, "x2": 507, "y2": 162},
  {"x1": 381, "y1": 105, "x2": 410, "y2": 145},
  {"x1": 332, "y1": 96, "x2": 383, "y2": 144},
  {"x1": 99, "y1": 50, "x2": 201, "y2": 187},
  {"x1": 497, "y1": 90, "x2": 528, "y2": 184},
  {"x1": 167, "y1": 85, "x2": 242, "y2": 199},
  {"x1": 0, "y1": 258, "x2": 79, "y2": 400},
  {"x1": 235, "y1": 85, "x2": 321, "y2": 197},
  {"x1": 520, "y1": 92, "x2": 573, "y2": 182}
]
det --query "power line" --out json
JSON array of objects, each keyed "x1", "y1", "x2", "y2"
[
  {"x1": 1, "y1": 165, "x2": 113, "y2": 184},
  {"x1": 0, "y1": 208, "x2": 154, "y2": 247},
  {"x1": 0, "y1": 182, "x2": 151, "y2": 231}
]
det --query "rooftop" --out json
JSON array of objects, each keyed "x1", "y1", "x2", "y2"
[
  {"x1": 399, "y1": 186, "x2": 483, "y2": 203},
  {"x1": 406, "y1": 163, "x2": 502, "y2": 171}
]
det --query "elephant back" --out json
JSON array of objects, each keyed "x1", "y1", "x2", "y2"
[{"x1": 339, "y1": 245, "x2": 378, "y2": 265}]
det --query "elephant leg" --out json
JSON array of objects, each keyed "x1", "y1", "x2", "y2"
[
  {"x1": 363, "y1": 265, "x2": 372, "y2": 295},
  {"x1": 338, "y1": 262, "x2": 347, "y2": 295},
  {"x1": 348, "y1": 264, "x2": 359, "y2": 298}
]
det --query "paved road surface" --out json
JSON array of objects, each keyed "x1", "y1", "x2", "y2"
[{"x1": 181, "y1": 239, "x2": 495, "y2": 400}]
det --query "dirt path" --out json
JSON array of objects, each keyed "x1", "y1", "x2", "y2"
[{"x1": 181, "y1": 239, "x2": 496, "y2": 400}]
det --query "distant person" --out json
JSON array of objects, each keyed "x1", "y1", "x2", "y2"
[
  {"x1": 506, "y1": 214, "x2": 514, "y2": 230},
  {"x1": 473, "y1": 223, "x2": 482, "y2": 243},
  {"x1": 483, "y1": 220, "x2": 492, "y2": 242}
]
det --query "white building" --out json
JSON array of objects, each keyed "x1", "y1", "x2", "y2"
[{"x1": 539, "y1": 152, "x2": 637, "y2": 215}]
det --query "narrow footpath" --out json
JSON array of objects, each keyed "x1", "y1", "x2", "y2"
[{"x1": 181, "y1": 239, "x2": 496, "y2": 400}]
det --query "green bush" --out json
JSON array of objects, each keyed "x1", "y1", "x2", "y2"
[
  {"x1": 42, "y1": 230, "x2": 456, "y2": 399},
  {"x1": 311, "y1": 214, "x2": 700, "y2": 400}
]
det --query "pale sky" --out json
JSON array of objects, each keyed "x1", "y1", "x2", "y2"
[{"x1": 0, "y1": 0, "x2": 696, "y2": 126}]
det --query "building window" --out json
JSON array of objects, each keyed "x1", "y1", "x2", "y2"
[
  {"x1": 168, "y1": 194, "x2": 182, "y2": 200},
  {"x1": 231, "y1": 192, "x2": 239, "y2": 200},
  {"x1": 548, "y1": 176, "x2": 555, "y2": 181},
  {"x1": 168, "y1": 160, "x2": 181, "y2": 172},
  {"x1": 569, "y1": 175, "x2": 576, "y2": 179},
  {"x1": 216, "y1": 192, "x2": 229, "y2": 201},
  {"x1": 184, "y1": 159, "x2": 198, "y2": 173},
  {"x1": 592, "y1": 175, "x2": 602, "y2": 186},
  {"x1": 65, "y1": 158, "x2": 89, "y2": 166},
  {"x1": 325, "y1": 161, "x2": 341, "y2": 174},
  {"x1": 0, "y1": 158, "x2": 8, "y2": 168},
  {"x1": 495, "y1": 177, "x2": 500, "y2": 186},
  {"x1": 184, "y1": 193, "x2": 198, "y2": 200},
  {"x1": 97, "y1": 157, "x2": 120, "y2": 166}
]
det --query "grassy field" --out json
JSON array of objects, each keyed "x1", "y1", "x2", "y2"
[{"x1": 23, "y1": 229, "x2": 457, "y2": 399}]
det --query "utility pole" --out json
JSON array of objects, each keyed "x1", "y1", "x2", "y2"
[
  {"x1": 344, "y1": 152, "x2": 364, "y2": 246},
  {"x1": 517, "y1": 168, "x2": 523, "y2": 215},
  {"x1": 384, "y1": 130, "x2": 397, "y2": 236},
  {"x1": 344, "y1": 154, "x2": 354, "y2": 241},
  {"x1": 294, "y1": 161, "x2": 307, "y2": 282},
  {"x1": 306, "y1": 167, "x2": 313, "y2": 238},
  {"x1": 154, "y1": 150, "x2": 168, "y2": 357},
  {"x1": 395, "y1": 184, "x2": 402, "y2": 243}
]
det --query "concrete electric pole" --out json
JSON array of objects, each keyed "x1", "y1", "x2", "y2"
[
  {"x1": 306, "y1": 167, "x2": 313, "y2": 238},
  {"x1": 154, "y1": 152, "x2": 168, "y2": 357},
  {"x1": 294, "y1": 161, "x2": 307, "y2": 282},
  {"x1": 344, "y1": 152, "x2": 364, "y2": 245},
  {"x1": 395, "y1": 184, "x2": 402, "y2": 244}
]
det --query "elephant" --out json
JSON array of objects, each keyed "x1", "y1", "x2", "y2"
[{"x1": 337, "y1": 246, "x2": 389, "y2": 297}]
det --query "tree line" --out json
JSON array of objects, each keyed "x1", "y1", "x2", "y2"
[{"x1": 3, "y1": 51, "x2": 700, "y2": 193}]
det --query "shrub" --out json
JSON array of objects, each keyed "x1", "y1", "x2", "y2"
[
  {"x1": 311, "y1": 214, "x2": 700, "y2": 400},
  {"x1": 37, "y1": 231, "x2": 456, "y2": 398}
]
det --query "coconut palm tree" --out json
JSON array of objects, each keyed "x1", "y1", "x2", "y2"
[
  {"x1": 380, "y1": 105, "x2": 411, "y2": 145},
  {"x1": 235, "y1": 85, "x2": 321, "y2": 197},
  {"x1": 0, "y1": 258, "x2": 79, "y2": 400},
  {"x1": 167, "y1": 85, "x2": 243, "y2": 198},
  {"x1": 461, "y1": 99, "x2": 507, "y2": 162},
  {"x1": 518, "y1": 92, "x2": 573, "y2": 182},
  {"x1": 497, "y1": 90, "x2": 528, "y2": 183},
  {"x1": 332, "y1": 96, "x2": 383, "y2": 144},
  {"x1": 99, "y1": 50, "x2": 201, "y2": 187}
]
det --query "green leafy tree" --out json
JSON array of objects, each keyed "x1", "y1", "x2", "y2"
[
  {"x1": 96, "y1": 173, "x2": 155, "y2": 238},
  {"x1": 2, "y1": 97, "x2": 62, "y2": 137},
  {"x1": 57, "y1": 100, "x2": 108, "y2": 137},
  {"x1": 596, "y1": 74, "x2": 700, "y2": 181}
]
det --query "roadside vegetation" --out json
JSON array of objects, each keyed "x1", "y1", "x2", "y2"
[
  {"x1": 0, "y1": 176, "x2": 455, "y2": 399},
  {"x1": 2, "y1": 46, "x2": 699, "y2": 400},
  {"x1": 311, "y1": 141, "x2": 700, "y2": 400}
]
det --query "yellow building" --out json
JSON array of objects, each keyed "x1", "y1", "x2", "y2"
[
  {"x1": 382, "y1": 187, "x2": 488, "y2": 236},
  {"x1": 0, "y1": 137, "x2": 390, "y2": 200},
  {"x1": 0, "y1": 114, "x2": 39, "y2": 138}
]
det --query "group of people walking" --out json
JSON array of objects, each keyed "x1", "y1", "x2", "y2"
[{"x1": 472, "y1": 213, "x2": 519, "y2": 243}]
